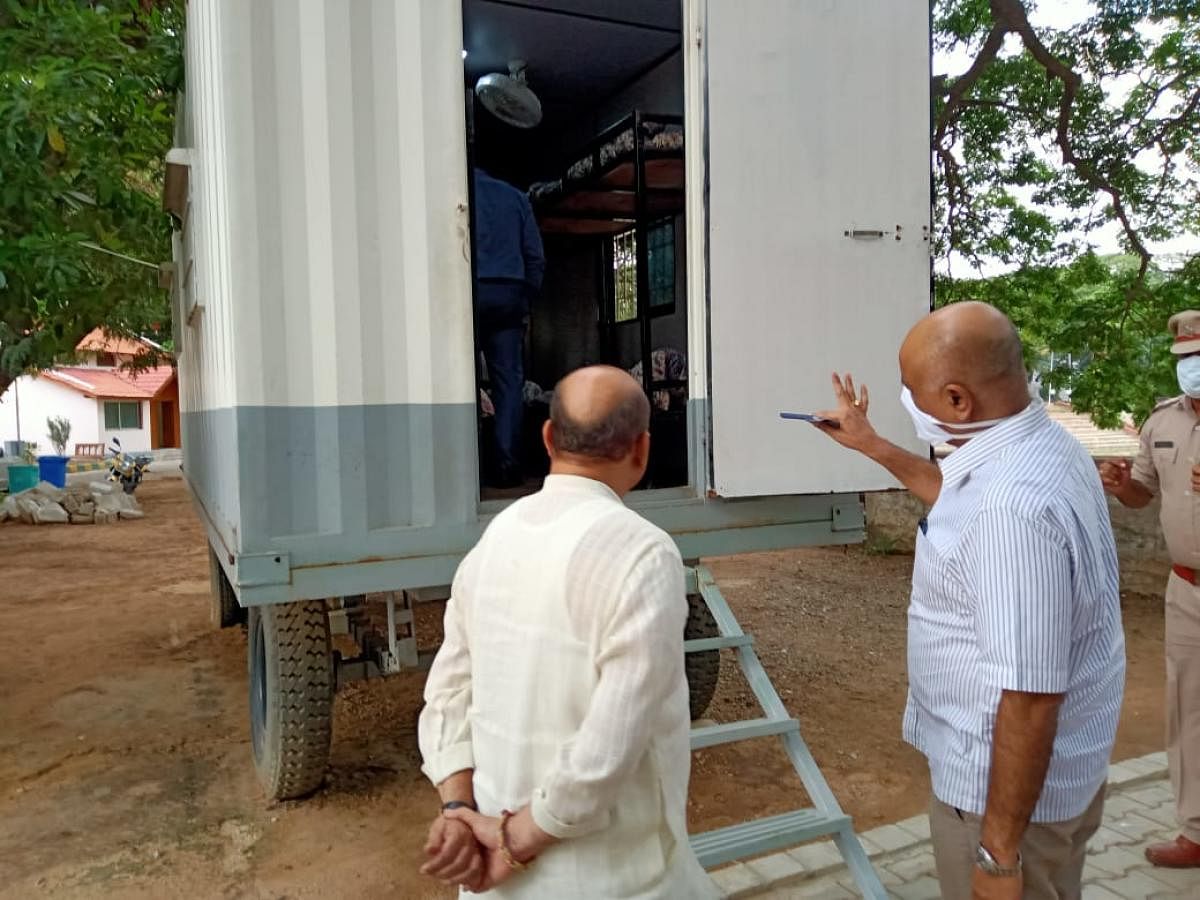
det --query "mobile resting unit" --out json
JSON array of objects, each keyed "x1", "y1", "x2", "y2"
[{"x1": 164, "y1": 2, "x2": 930, "y2": 895}]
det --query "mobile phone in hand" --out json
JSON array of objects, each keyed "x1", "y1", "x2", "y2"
[{"x1": 780, "y1": 412, "x2": 839, "y2": 428}]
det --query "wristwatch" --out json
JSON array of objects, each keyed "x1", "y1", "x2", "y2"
[
  {"x1": 975, "y1": 843, "x2": 1021, "y2": 877},
  {"x1": 441, "y1": 800, "x2": 476, "y2": 812}
]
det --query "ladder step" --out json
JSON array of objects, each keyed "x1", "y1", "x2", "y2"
[
  {"x1": 690, "y1": 717, "x2": 799, "y2": 750},
  {"x1": 690, "y1": 808, "x2": 852, "y2": 869},
  {"x1": 684, "y1": 634, "x2": 753, "y2": 653}
]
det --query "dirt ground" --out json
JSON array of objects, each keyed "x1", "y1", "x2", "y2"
[{"x1": 0, "y1": 477, "x2": 1166, "y2": 899}]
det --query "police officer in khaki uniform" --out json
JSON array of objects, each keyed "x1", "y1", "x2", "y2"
[{"x1": 1101, "y1": 309, "x2": 1200, "y2": 868}]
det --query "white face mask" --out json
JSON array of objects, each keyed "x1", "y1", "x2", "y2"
[
  {"x1": 1177, "y1": 356, "x2": 1200, "y2": 398},
  {"x1": 900, "y1": 386, "x2": 1011, "y2": 446}
]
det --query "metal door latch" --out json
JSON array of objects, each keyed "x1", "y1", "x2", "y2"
[{"x1": 844, "y1": 225, "x2": 905, "y2": 242}]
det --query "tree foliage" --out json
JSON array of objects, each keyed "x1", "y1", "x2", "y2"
[
  {"x1": 0, "y1": 0, "x2": 183, "y2": 397},
  {"x1": 938, "y1": 253, "x2": 1200, "y2": 426},
  {"x1": 933, "y1": 0, "x2": 1200, "y2": 424}
]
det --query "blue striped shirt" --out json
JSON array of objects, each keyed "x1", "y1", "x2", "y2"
[{"x1": 904, "y1": 401, "x2": 1126, "y2": 822}]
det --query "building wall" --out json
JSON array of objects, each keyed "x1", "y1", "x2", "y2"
[
  {"x1": 0, "y1": 376, "x2": 101, "y2": 455},
  {"x1": 99, "y1": 399, "x2": 153, "y2": 453}
]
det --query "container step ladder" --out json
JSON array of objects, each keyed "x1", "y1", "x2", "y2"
[{"x1": 686, "y1": 566, "x2": 887, "y2": 899}]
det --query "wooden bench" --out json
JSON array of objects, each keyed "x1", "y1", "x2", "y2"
[{"x1": 74, "y1": 443, "x2": 106, "y2": 458}]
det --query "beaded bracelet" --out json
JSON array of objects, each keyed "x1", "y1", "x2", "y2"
[{"x1": 498, "y1": 810, "x2": 531, "y2": 871}]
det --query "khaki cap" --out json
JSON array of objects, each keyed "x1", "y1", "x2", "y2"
[{"x1": 1169, "y1": 310, "x2": 1200, "y2": 355}]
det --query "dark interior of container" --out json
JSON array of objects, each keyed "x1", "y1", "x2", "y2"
[{"x1": 462, "y1": 0, "x2": 690, "y2": 500}]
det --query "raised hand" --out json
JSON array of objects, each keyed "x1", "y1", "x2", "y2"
[{"x1": 814, "y1": 372, "x2": 880, "y2": 454}]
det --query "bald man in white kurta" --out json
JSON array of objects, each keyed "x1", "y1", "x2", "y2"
[{"x1": 419, "y1": 367, "x2": 716, "y2": 899}]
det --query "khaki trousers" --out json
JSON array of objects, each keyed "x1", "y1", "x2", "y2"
[
  {"x1": 1166, "y1": 572, "x2": 1200, "y2": 843},
  {"x1": 928, "y1": 787, "x2": 1104, "y2": 900}
]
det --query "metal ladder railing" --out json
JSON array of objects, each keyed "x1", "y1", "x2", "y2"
[{"x1": 685, "y1": 566, "x2": 886, "y2": 898}]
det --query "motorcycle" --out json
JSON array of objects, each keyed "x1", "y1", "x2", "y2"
[{"x1": 106, "y1": 438, "x2": 152, "y2": 494}]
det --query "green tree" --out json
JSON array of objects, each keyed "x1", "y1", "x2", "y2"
[
  {"x1": 0, "y1": 0, "x2": 183, "y2": 398},
  {"x1": 933, "y1": 0, "x2": 1200, "y2": 424}
]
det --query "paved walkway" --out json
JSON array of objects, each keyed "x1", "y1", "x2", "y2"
[{"x1": 713, "y1": 752, "x2": 1198, "y2": 899}]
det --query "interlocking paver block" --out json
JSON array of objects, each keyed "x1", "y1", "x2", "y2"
[
  {"x1": 1123, "y1": 755, "x2": 1167, "y2": 776},
  {"x1": 1108, "y1": 812, "x2": 1172, "y2": 842},
  {"x1": 1103, "y1": 869, "x2": 1185, "y2": 899},
  {"x1": 761, "y1": 876, "x2": 856, "y2": 899},
  {"x1": 1087, "y1": 845, "x2": 1157, "y2": 877},
  {"x1": 836, "y1": 866, "x2": 902, "y2": 892},
  {"x1": 1132, "y1": 801, "x2": 1180, "y2": 829},
  {"x1": 862, "y1": 823, "x2": 922, "y2": 855},
  {"x1": 1109, "y1": 763, "x2": 1144, "y2": 788},
  {"x1": 1089, "y1": 824, "x2": 1139, "y2": 852},
  {"x1": 713, "y1": 862, "x2": 763, "y2": 898},
  {"x1": 1126, "y1": 785, "x2": 1175, "y2": 807},
  {"x1": 1081, "y1": 884, "x2": 1126, "y2": 899},
  {"x1": 1105, "y1": 794, "x2": 1154, "y2": 818},
  {"x1": 1140, "y1": 863, "x2": 1200, "y2": 892},
  {"x1": 891, "y1": 875, "x2": 942, "y2": 900},
  {"x1": 893, "y1": 815, "x2": 932, "y2": 842},
  {"x1": 885, "y1": 849, "x2": 938, "y2": 882},
  {"x1": 787, "y1": 841, "x2": 845, "y2": 877},
  {"x1": 747, "y1": 851, "x2": 806, "y2": 886}
]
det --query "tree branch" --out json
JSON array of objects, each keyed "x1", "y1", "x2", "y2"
[{"x1": 934, "y1": 22, "x2": 1010, "y2": 148}]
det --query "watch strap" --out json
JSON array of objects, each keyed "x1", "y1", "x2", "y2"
[
  {"x1": 441, "y1": 800, "x2": 477, "y2": 812},
  {"x1": 975, "y1": 843, "x2": 1021, "y2": 877}
]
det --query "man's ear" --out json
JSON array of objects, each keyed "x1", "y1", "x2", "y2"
[
  {"x1": 943, "y1": 383, "x2": 974, "y2": 421},
  {"x1": 542, "y1": 420, "x2": 555, "y2": 458},
  {"x1": 632, "y1": 431, "x2": 651, "y2": 469}
]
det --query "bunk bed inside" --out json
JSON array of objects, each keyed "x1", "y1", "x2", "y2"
[{"x1": 530, "y1": 110, "x2": 689, "y2": 491}]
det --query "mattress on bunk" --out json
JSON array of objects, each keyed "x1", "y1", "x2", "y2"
[{"x1": 529, "y1": 119, "x2": 684, "y2": 203}]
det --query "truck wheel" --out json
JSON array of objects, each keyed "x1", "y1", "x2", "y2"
[
  {"x1": 208, "y1": 549, "x2": 244, "y2": 629},
  {"x1": 685, "y1": 594, "x2": 721, "y2": 721},
  {"x1": 248, "y1": 601, "x2": 333, "y2": 801}
]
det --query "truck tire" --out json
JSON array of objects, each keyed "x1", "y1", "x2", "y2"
[
  {"x1": 208, "y1": 549, "x2": 244, "y2": 629},
  {"x1": 248, "y1": 601, "x2": 333, "y2": 801},
  {"x1": 685, "y1": 593, "x2": 720, "y2": 721}
]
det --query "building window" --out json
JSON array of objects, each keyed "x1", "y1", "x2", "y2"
[
  {"x1": 104, "y1": 401, "x2": 142, "y2": 430},
  {"x1": 609, "y1": 220, "x2": 675, "y2": 324},
  {"x1": 95, "y1": 352, "x2": 117, "y2": 367}
]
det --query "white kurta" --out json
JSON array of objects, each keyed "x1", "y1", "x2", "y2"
[{"x1": 419, "y1": 475, "x2": 717, "y2": 899}]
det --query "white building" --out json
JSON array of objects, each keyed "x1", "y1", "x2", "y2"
[{"x1": 0, "y1": 329, "x2": 180, "y2": 456}]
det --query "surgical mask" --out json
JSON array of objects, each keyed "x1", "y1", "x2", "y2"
[
  {"x1": 900, "y1": 386, "x2": 1011, "y2": 446},
  {"x1": 1178, "y1": 356, "x2": 1200, "y2": 398}
]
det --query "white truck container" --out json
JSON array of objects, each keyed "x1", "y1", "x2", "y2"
[{"x1": 168, "y1": 0, "x2": 928, "y2": 885}]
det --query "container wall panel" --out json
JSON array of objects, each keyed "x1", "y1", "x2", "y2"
[{"x1": 178, "y1": 0, "x2": 477, "y2": 561}]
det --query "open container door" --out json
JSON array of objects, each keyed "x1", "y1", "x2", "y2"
[{"x1": 706, "y1": 0, "x2": 931, "y2": 498}]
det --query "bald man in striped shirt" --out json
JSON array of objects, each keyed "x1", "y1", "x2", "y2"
[{"x1": 815, "y1": 303, "x2": 1125, "y2": 900}]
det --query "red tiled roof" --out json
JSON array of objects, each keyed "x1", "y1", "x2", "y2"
[
  {"x1": 75, "y1": 327, "x2": 156, "y2": 357},
  {"x1": 41, "y1": 365, "x2": 176, "y2": 400}
]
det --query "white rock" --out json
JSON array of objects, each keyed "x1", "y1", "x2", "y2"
[
  {"x1": 34, "y1": 481, "x2": 65, "y2": 503},
  {"x1": 118, "y1": 508, "x2": 145, "y2": 520},
  {"x1": 33, "y1": 502, "x2": 69, "y2": 524},
  {"x1": 17, "y1": 497, "x2": 40, "y2": 524},
  {"x1": 94, "y1": 494, "x2": 124, "y2": 514},
  {"x1": 89, "y1": 481, "x2": 115, "y2": 496}
]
